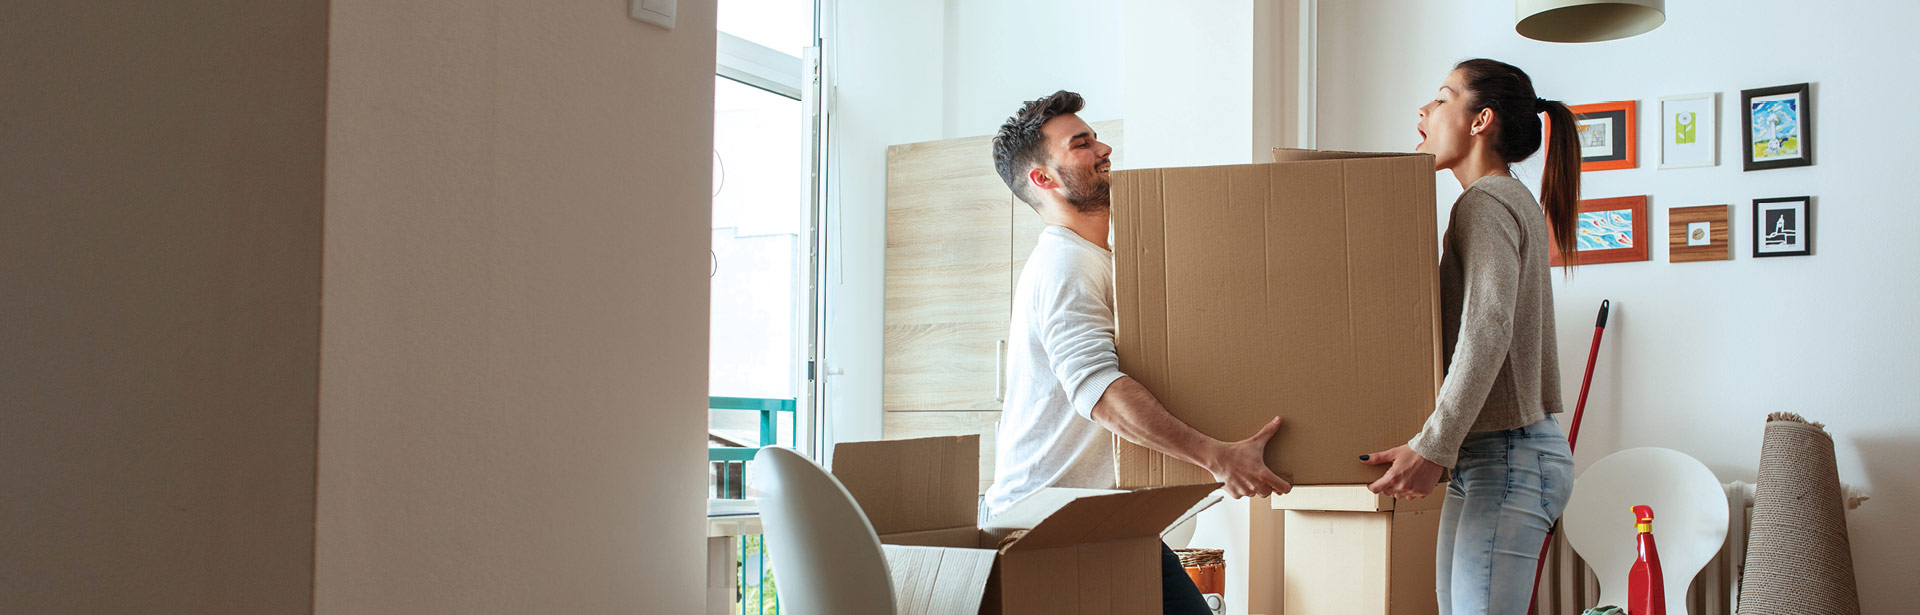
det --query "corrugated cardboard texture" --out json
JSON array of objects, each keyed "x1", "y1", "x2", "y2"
[
  {"x1": 1110, "y1": 152, "x2": 1441, "y2": 488},
  {"x1": 833, "y1": 435, "x2": 979, "y2": 535},
  {"x1": 995, "y1": 536, "x2": 1162, "y2": 615},
  {"x1": 884, "y1": 545, "x2": 996, "y2": 615}
]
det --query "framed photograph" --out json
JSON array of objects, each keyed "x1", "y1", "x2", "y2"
[
  {"x1": 1568, "y1": 101, "x2": 1637, "y2": 171},
  {"x1": 1659, "y1": 93, "x2": 1718, "y2": 169},
  {"x1": 1551, "y1": 195, "x2": 1650, "y2": 266},
  {"x1": 1668, "y1": 204, "x2": 1731, "y2": 262},
  {"x1": 1742, "y1": 83, "x2": 1813, "y2": 171},
  {"x1": 1753, "y1": 197, "x2": 1813, "y2": 257}
]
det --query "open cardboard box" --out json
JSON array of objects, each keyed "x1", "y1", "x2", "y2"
[
  {"x1": 1108, "y1": 148, "x2": 1444, "y2": 489},
  {"x1": 834, "y1": 435, "x2": 1217, "y2": 615}
]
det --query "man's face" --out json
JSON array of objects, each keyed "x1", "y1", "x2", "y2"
[{"x1": 1038, "y1": 113, "x2": 1114, "y2": 213}]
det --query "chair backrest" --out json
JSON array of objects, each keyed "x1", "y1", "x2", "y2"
[
  {"x1": 1563, "y1": 447, "x2": 1729, "y2": 615},
  {"x1": 753, "y1": 446, "x2": 897, "y2": 615}
]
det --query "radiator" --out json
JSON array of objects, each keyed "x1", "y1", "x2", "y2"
[{"x1": 1532, "y1": 481, "x2": 1866, "y2": 615}]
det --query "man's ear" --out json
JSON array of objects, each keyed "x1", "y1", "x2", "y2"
[{"x1": 1026, "y1": 166, "x2": 1057, "y2": 192}]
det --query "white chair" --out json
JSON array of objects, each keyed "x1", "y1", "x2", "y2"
[
  {"x1": 1562, "y1": 447, "x2": 1729, "y2": 615},
  {"x1": 753, "y1": 446, "x2": 897, "y2": 615}
]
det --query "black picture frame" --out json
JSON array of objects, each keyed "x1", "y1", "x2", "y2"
[
  {"x1": 1742, "y1": 83, "x2": 1813, "y2": 171},
  {"x1": 1753, "y1": 197, "x2": 1813, "y2": 257},
  {"x1": 1578, "y1": 109, "x2": 1631, "y2": 164}
]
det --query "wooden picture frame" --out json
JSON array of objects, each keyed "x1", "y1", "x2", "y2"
[
  {"x1": 1669, "y1": 205, "x2": 1731, "y2": 262},
  {"x1": 1658, "y1": 93, "x2": 1718, "y2": 169},
  {"x1": 1743, "y1": 83, "x2": 1813, "y2": 171},
  {"x1": 1551, "y1": 195, "x2": 1650, "y2": 267},
  {"x1": 1567, "y1": 101, "x2": 1637, "y2": 171},
  {"x1": 1753, "y1": 196, "x2": 1813, "y2": 257}
]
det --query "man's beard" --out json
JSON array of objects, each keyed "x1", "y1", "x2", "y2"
[{"x1": 1056, "y1": 164, "x2": 1111, "y2": 213}]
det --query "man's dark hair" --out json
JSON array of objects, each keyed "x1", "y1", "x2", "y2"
[{"x1": 992, "y1": 90, "x2": 1084, "y2": 208}]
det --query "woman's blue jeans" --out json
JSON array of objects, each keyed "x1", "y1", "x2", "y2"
[{"x1": 1435, "y1": 415, "x2": 1575, "y2": 615}]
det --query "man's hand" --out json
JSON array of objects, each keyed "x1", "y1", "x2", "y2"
[
  {"x1": 1362, "y1": 444, "x2": 1444, "y2": 499},
  {"x1": 1202, "y1": 417, "x2": 1293, "y2": 499}
]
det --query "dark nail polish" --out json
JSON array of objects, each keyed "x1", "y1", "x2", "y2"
[{"x1": 1359, "y1": 454, "x2": 1371, "y2": 461}]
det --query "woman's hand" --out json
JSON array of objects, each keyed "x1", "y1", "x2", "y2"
[{"x1": 1361, "y1": 444, "x2": 1444, "y2": 499}]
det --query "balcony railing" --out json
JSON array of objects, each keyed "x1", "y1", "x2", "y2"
[{"x1": 706, "y1": 396, "x2": 793, "y2": 614}]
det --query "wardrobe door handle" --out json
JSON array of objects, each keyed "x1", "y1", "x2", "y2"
[{"x1": 995, "y1": 339, "x2": 1007, "y2": 402}]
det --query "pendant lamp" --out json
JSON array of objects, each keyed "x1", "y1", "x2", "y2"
[{"x1": 1517, "y1": 0, "x2": 1665, "y2": 43}]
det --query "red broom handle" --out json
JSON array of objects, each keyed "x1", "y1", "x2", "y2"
[
  {"x1": 1566, "y1": 299, "x2": 1609, "y2": 450},
  {"x1": 1527, "y1": 299, "x2": 1610, "y2": 615}
]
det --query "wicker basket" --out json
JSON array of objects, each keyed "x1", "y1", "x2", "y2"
[{"x1": 1174, "y1": 548, "x2": 1226, "y2": 595}]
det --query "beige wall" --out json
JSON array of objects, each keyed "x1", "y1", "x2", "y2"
[
  {"x1": 0, "y1": 2, "x2": 327, "y2": 614},
  {"x1": 4, "y1": 0, "x2": 713, "y2": 612},
  {"x1": 315, "y1": 0, "x2": 713, "y2": 613}
]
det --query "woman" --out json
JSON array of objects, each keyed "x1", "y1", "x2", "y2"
[{"x1": 1360, "y1": 58, "x2": 1580, "y2": 615}]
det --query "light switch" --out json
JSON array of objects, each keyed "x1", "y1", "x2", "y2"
[{"x1": 632, "y1": 0, "x2": 674, "y2": 29}]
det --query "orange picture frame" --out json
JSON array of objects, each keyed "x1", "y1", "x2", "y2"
[
  {"x1": 1561, "y1": 100, "x2": 1637, "y2": 172},
  {"x1": 1549, "y1": 195, "x2": 1650, "y2": 267}
]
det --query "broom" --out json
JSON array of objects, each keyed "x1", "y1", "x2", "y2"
[{"x1": 1527, "y1": 300, "x2": 1610, "y2": 615}]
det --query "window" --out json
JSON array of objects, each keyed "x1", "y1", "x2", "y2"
[{"x1": 709, "y1": 1, "x2": 821, "y2": 500}]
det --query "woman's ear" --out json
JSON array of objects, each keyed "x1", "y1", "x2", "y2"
[{"x1": 1472, "y1": 108, "x2": 1496, "y2": 137}]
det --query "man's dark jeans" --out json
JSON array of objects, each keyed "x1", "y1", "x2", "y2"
[{"x1": 1161, "y1": 541, "x2": 1213, "y2": 615}]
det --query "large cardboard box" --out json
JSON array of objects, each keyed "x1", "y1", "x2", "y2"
[
  {"x1": 833, "y1": 435, "x2": 1217, "y2": 615},
  {"x1": 1109, "y1": 149, "x2": 1442, "y2": 488},
  {"x1": 1271, "y1": 485, "x2": 1443, "y2": 615}
]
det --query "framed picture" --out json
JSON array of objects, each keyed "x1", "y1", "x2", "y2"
[
  {"x1": 1569, "y1": 101, "x2": 1637, "y2": 171},
  {"x1": 1668, "y1": 205, "x2": 1731, "y2": 262},
  {"x1": 1753, "y1": 197, "x2": 1813, "y2": 257},
  {"x1": 1658, "y1": 93, "x2": 1718, "y2": 169},
  {"x1": 1551, "y1": 195, "x2": 1650, "y2": 266},
  {"x1": 1742, "y1": 83, "x2": 1813, "y2": 171}
]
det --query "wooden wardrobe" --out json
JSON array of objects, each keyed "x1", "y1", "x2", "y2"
[{"x1": 882, "y1": 121, "x2": 1123, "y2": 493}]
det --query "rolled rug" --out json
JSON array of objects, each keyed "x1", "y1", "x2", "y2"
[{"x1": 1737, "y1": 412, "x2": 1861, "y2": 614}]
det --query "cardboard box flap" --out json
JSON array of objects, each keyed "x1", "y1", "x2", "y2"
[
  {"x1": 881, "y1": 526, "x2": 985, "y2": 549},
  {"x1": 1001, "y1": 483, "x2": 1219, "y2": 552},
  {"x1": 833, "y1": 435, "x2": 978, "y2": 536},
  {"x1": 1270, "y1": 147, "x2": 1430, "y2": 162},
  {"x1": 883, "y1": 545, "x2": 995, "y2": 615},
  {"x1": 982, "y1": 487, "x2": 1122, "y2": 533}
]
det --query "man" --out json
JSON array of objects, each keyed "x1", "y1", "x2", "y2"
[{"x1": 982, "y1": 90, "x2": 1292, "y2": 615}]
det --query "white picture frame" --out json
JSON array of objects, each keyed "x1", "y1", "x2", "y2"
[{"x1": 1659, "y1": 92, "x2": 1718, "y2": 169}]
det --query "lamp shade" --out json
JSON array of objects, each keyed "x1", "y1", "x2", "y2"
[{"x1": 1516, "y1": 0, "x2": 1665, "y2": 43}]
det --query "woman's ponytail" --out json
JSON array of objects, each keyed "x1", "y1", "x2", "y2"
[
  {"x1": 1537, "y1": 98, "x2": 1581, "y2": 267},
  {"x1": 1454, "y1": 59, "x2": 1582, "y2": 267}
]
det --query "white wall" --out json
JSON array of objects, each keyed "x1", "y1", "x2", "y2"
[
  {"x1": 316, "y1": 1, "x2": 712, "y2": 612},
  {"x1": 1316, "y1": 2, "x2": 1920, "y2": 611},
  {"x1": 939, "y1": 0, "x2": 1126, "y2": 138},
  {"x1": 821, "y1": 0, "x2": 948, "y2": 456}
]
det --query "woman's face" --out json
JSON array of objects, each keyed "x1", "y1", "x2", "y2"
[{"x1": 1415, "y1": 69, "x2": 1478, "y2": 170}]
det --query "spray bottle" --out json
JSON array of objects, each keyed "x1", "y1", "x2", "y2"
[{"x1": 1627, "y1": 505, "x2": 1665, "y2": 615}]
